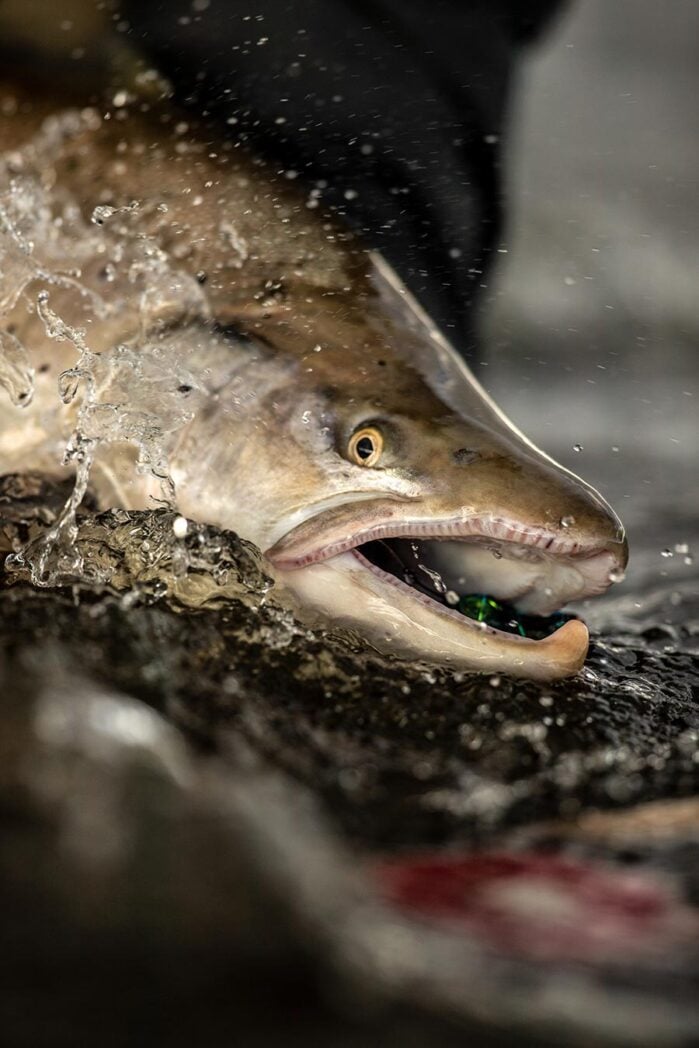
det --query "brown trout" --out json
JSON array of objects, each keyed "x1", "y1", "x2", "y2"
[{"x1": 0, "y1": 92, "x2": 627, "y2": 681}]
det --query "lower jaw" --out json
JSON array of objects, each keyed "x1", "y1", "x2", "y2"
[
  {"x1": 355, "y1": 537, "x2": 596, "y2": 619},
  {"x1": 271, "y1": 553, "x2": 590, "y2": 682},
  {"x1": 352, "y1": 540, "x2": 582, "y2": 639}
]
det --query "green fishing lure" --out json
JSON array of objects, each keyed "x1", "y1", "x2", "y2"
[{"x1": 457, "y1": 594, "x2": 575, "y2": 640}]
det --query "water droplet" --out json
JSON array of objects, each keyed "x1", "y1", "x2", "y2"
[
  {"x1": 560, "y1": 515, "x2": 575, "y2": 528},
  {"x1": 445, "y1": 590, "x2": 459, "y2": 606},
  {"x1": 218, "y1": 221, "x2": 249, "y2": 268},
  {"x1": 90, "y1": 200, "x2": 139, "y2": 226},
  {"x1": 58, "y1": 368, "x2": 80, "y2": 404},
  {"x1": 91, "y1": 204, "x2": 117, "y2": 225},
  {"x1": 660, "y1": 548, "x2": 673, "y2": 558},
  {"x1": 418, "y1": 563, "x2": 446, "y2": 594},
  {"x1": 173, "y1": 516, "x2": 188, "y2": 539},
  {"x1": 0, "y1": 329, "x2": 34, "y2": 407},
  {"x1": 573, "y1": 443, "x2": 583, "y2": 452}
]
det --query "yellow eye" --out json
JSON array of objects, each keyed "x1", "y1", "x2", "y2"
[{"x1": 348, "y1": 426, "x2": 383, "y2": 467}]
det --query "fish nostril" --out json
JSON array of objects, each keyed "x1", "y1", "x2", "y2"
[{"x1": 453, "y1": 448, "x2": 480, "y2": 466}]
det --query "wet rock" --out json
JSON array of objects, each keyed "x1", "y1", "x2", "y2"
[
  {"x1": 2, "y1": 476, "x2": 699, "y2": 1046},
  {"x1": 1, "y1": 473, "x2": 698, "y2": 852}
]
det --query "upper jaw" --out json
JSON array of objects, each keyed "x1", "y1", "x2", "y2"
[
  {"x1": 267, "y1": 505, "x2": 624, "y2": 575},
  {"x1": 268, "y1": 514, "x2": 615, "y2": 566}
]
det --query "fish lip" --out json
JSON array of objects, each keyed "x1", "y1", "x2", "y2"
[{"x1": 267, "y1": 513, "x2": 618, "y2": 571}]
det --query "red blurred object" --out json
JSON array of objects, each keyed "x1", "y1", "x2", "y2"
[{"x1": 373, "y1": 851, "x2": 697, "y2": 963}]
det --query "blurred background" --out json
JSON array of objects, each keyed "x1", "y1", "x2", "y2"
[{"x1": 483, "y1": 0, "x2": 698, "y2": 602}]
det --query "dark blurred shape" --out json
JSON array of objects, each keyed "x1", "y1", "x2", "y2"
[{"x1": 120, "y1": 0, "x2": 566, "y2": 353}]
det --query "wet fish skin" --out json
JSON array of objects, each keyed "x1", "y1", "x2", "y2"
[{"x1": 0, "y1": 98, "x2": 627, "y2": 680}]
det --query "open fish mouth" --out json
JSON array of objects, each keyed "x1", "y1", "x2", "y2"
[
  {"x1": 352, "y1": 539, "x2": 579, "y2": 641},
  {"x1": 267, "y1": 511, "x2": 625, "y2": 669}
]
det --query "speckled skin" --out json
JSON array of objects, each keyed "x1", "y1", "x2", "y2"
[{"x1": 0, "y1": 89, "x2": 627, "y2": 679}]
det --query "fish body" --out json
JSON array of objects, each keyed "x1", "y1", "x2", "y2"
[{"x1": 0, "y1": 97, "x2": 627, "y2": 680}]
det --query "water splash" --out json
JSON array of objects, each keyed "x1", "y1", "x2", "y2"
[
  {"x1": 0, "y1": 110, "x2": 215, "y2": 584},
  {"x1": 0, "y1": 327, "x2": 34, "y2": 406},
  {"x1": 219, "y1": 219, "x2": 249, "y2": 268}
]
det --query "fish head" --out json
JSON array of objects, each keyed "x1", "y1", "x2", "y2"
[
  {"x1": 258, "y1": 272, "x2": 628, "y2": 682},
  {"x1": 0, "y1": 103, "x2": 626, "y2": 684}
]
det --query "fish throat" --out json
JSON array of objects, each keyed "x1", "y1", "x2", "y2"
[{"x1": 355, "y1": 537, "x2": 577, "y2": 640}]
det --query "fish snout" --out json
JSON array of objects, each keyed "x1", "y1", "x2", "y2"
[
  {"x1": 448, "y1": 438, "x2": 624, "y2": 548},
  {"x1": 510, "y1": 459, "x2": 629, "y2": 611},
  {"x1": 545, "y1": 467, "x2": 628, "y2": 568},
  {"x1": 434, "y1": 437, "x2": 629, "y2": 613}
]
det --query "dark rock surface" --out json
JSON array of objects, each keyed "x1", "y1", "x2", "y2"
[{"x1": 2, "y1": 475, "x2": 699, "y2": 1047}]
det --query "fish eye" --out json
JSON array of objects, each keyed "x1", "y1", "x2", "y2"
[{"x1": 348, "y1": 425, "x2": 383, "y2": 467}]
